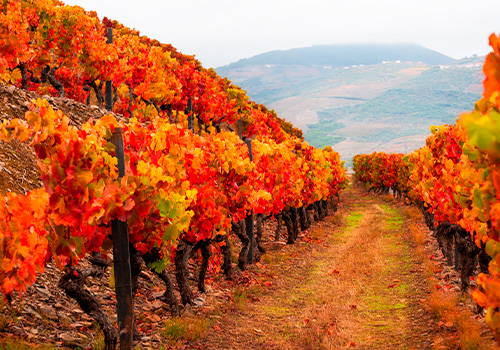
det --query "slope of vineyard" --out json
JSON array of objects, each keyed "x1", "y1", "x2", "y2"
[
  {"x1": 0, "y1": 81, "x2": 349, "y2": 348},
  {"x1": 353, "y1": 33, "x2": 500, "y2": 344},
  {"x1": 0, "y1": 1, "x2": 349, "y2": 349},
  {"x1": 0, "y1": 82, "x2": 125, "y2": 195}
]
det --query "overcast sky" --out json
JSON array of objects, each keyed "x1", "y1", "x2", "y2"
[{"x1": 63, "y1": 0, "x2": 499, "y2": 69}]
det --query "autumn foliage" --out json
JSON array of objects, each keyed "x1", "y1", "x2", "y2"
[
  {"x1": 0, "y1": 0, "x2": 348, "y2": 299},
  {"x1": 354, "y1": 33, "x2": 500, "y2": 338}
]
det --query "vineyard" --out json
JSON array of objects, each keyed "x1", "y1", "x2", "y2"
[
  {"x1": 2, "y1": 0, "x2": 500, "y2": 349},
  {"x1": 353, "y1": 33, "x2": 500, "y2": 346},
  {"x1": 0, "y1": 1, "x2": 349, "y2": 349}
]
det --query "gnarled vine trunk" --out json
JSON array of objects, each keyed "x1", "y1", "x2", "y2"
[
  {"x1": 220, "y1": 234, "x2": 233, "y2": 280},
  {"x1": 298, "y1": 205, "x2": 310, "y2": 231},
  {"x1": 143, "y1": 249, "x2": 180, "y2": 316},
  {"x1": 283, "y1": 208, "x2": 299, "y2": 244},
  {"x1": 197, "y1": 240, "x2": 211, "y2": 293},
  {"x1": 41, "y1": 65, "x2": 65, "y2": 97},
  {"x1": 274, "y1": 213, "x2": 283, "y2": 241},
  {"x1": 455, "y1": 226, "x2": 480, "y2": 292},
  {"x1": 233, "y1": 220, "x2": 249, "y2": 270},
  {"x1": 322, "y1": 200, "x2": 328, "y2": 218},
  {"x1": 255, "y1": 213, "x2": 267, "y2": 256},
  {"x1": 175, "y1": 240, "x2": 194, "y2": 306},
  {"x1": 59, "y1": 267, "x2": 117, "y2": 350},
  {"x1": 435, "y1": 222, "x2": 454, "y2": 267},
  {"x1": 478, "y1": 240, "x2": 492, "y2": 274}
]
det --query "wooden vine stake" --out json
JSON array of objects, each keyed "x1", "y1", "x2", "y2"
[
  {"x1": 105, "y1": 28, "x2": 114, "y2": 112},
  {"x1": 238, "y1": 118, "x2": 242, "y2": 139},
  {"x1": 110, "y1": 131, "x2": 134, "y2": 349},
  {"x1": 186, "y1": 97, "x2": 193, "y2": 130},
  {"x1": 107, "y1": 27, "x2": 133, "y2": 350},
  {"x1": 245, "y1": 138, "x2": 255, "y2": 264}
]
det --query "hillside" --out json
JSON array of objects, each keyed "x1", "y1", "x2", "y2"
[
  {"x1": 0, "y1": 83, "x2": 125, "y2": 195},
  {"x1": 216, "y1": 45, "x2": 483, "y2": 167},
  {"x1": 219, "y1": 43, "x2": 456, "y2": 71}
]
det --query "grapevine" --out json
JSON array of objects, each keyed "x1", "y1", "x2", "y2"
[{"x1": 353, "y1": 33, "x2": 500, "y2": 341}]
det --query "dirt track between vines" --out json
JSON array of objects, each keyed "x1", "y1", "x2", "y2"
[
  {"x1": 2, "y1": 178, "x2": 494, "y2": 349},
  {"x1": 194, "y1": 180, "x2": 441, "y2": 350}
]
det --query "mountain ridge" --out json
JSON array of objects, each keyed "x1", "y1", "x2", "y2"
[
  {"x1": 217, "y1": 43, "x2": 457, "y2": 71},
  {"x1": 216, "y1": 44, "x2": 483, "y2": 167}
]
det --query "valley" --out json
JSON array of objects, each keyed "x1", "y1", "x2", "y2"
[{"x1": 217, "y1": 45, "x2": 483, "y2": 167}]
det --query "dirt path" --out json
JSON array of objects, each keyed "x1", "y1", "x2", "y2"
[{"x1": 195, "y1": 181, "x2": 439, "y2": 349}]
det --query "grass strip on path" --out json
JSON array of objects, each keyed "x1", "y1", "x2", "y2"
[{"x1": 192, "y1": 182, "x2": 442, "y2": 349}]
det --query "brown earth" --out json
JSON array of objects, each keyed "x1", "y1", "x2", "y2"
[{"x1": 0, "y1": 82, "x2": 122, "y2": 196}]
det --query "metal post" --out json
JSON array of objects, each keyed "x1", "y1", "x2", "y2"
[
  {"x1": 245, "y1": 138, "x2": 254, "y2": 264},
  {"x1": 105, "y1": 28, "x2": 114, "y2": 112},
  {"x1": 110, "y1": 128, "x2": 134, "y2": 349},
  {"x1": 238, "y1": 118, "x2": 242, "y2": 139}
]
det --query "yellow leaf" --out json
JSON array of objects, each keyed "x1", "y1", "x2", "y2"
[{"x1": 76, "y1": 171, "x2": 94, "y2": 185}]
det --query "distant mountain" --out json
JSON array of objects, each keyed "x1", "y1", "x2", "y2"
[
  {"x1": 218, "y1": 43, "x2": 456, "y2": 71},
  {"x1": 216, "y1": 44, "x2": 482, "y2": 167}
]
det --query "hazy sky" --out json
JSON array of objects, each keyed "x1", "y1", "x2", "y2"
[{"x1": 64, "y1": 0, "x2": 499, "y2": 69}]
